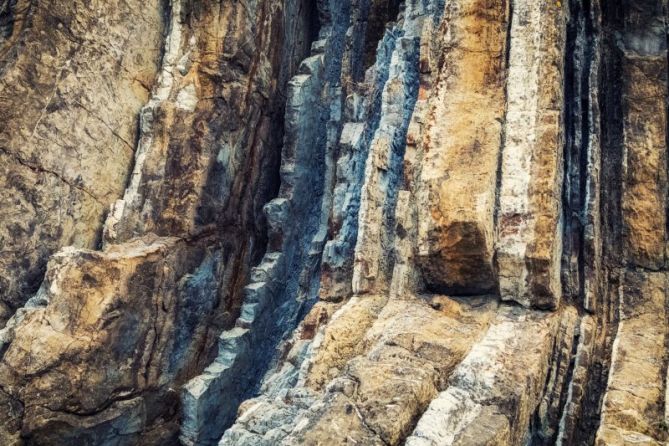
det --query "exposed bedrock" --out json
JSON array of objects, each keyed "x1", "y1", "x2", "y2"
[
  {"x1": 0, "y1": 0, "x2": 316, "y2": 443},
  {"x1": 0, "y1": 0, "x2": 165, "y2": 325},
  {"x1": 180, "y1": 1, "x2": 427, "y2": 443},
  {"x1": 415, "y1": 0, "x2": 509, "y2": 296},
  {"x1": 0, "y1": 236, "x2": 213, "y2": 444},
  {"x1": 592, "y1": 1, "x2": 669, "y2": 444},
  {"x1": 496, "y1": 0, "x2": 567, "y2": 310},
  {"x1": 1, "y1": 0, "x2": 669, "y2": 445}
]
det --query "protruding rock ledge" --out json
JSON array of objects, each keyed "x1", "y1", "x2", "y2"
[
  {"x1": 496, "y1": 1, "x2": 568, "y2": 310},
  {"x1": 220, "y1": 294, "x2": 498, "y2": 446},
  {"x1": 407, "y1": 307, "x2": 579, "y2": 446},
  {"x1": 0, "y1": 235, "x2": 221, "y2": 444},
  {"x1": 416, "y1": 0, "x2": 510, "y2": 295}
]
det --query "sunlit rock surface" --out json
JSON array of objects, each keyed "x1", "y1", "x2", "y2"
[
  {"x1": 415, "y1": 0, "x2": 508, "y2": 296},
  {"x1": 1, "y1": 0, "x2": 668, "y2": 445}
]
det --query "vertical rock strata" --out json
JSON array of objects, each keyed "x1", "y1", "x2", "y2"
[
  {"x1": 497, "y1": 0, "x2": 567, "y2": 309},
  {"x1": 0, "y1": 0, "x2": 668, "y2": 445},
  {"x1": 416, "y1": 0, "x2": 509, "y2": 295},
  {"x1": 618, "y1": 0, "x2": 668, "y2": 271},
  {"x1": 562, "y1": 0, "x2": 602, "y2": 314},
  {"x1": 596, "y1": 272, "x2": 668, "y2": 445},
  {"x1": 351, "y1": 27, "x2": 419, "y2": 295},
  {"x1": 180, "y1": 1, "x2": 437, "y2": 443},
  {"x1": 215, "y1": 3, "x2": 448, "y2": 444},
  {"x1": 593, "y1": 2, "x2": 669, "y2": 445},
  {"x1": 0, "y1": 0, "x2": 316, "y2": 443},
  {"x1": 180, "y1": 37, "x2": 329, "y2": 446}
]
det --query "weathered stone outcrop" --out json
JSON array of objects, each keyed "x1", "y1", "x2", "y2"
[
  {"x1": 617, "y1": 1, "x2": 668, "y2": 271},
  {"x1": 496, "y1": 0, "x2": 567, "y2": 309},
  {"x1": 220, "y1": 294, "x2": 497, "y2": 446},
  {"x1": 0, "y1": 0, "x2": 316, "y2": 443},
  {"x1": 0, "y1": 236, "x2": 213, "y2": 444},
  {"x1": 180, "y1": 47, "x2": 329, "y2": 445},
  {"x1": 415, "y1": 0, "x2": 509, "y2": 295},
  {"x1": 595, "y1": 271, "x2": 668, "y2": 445},
  {"x1": 0, "y1": 0, "x2": 165, "y2": 325},
  {"x1": 562, "y1": 0, "x2": 602, "y2": 314},
  {"x1": 1, "y1": 0, "x2": 669, "y2": 445},
  {"x1": 591, "y1": 2, "x2": 669, "y2": 445},
  {"x1": 407, "y1": 307, "x2": 578, "y2": 446},
  {"x1": 179, "y1": 1, "x2": 431, "y2": 443}
]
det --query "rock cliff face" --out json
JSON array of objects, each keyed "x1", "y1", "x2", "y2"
[{"x1": 0, "y1": 1, "x2": 668, "y2": 445}]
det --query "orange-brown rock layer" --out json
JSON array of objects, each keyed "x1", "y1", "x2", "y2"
[
  {"x1": 0, "y1": 0, "x2": 316, "y2": 443},
  {"x1": 416, "y1": 0, "x2": 509, "y2": 295}
]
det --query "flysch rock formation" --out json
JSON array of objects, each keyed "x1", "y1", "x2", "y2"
[{"x1": 0, "y1": 0, "x2": 668, "y2": 445}]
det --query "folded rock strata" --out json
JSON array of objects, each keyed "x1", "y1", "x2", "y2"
[{"x1": 0, "y1": 0, "x2": 668, "y2": 445}]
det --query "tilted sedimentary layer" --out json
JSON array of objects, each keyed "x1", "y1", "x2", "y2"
[{"x1": 0, "y1": 0, "x2": 668, "y2": 445}]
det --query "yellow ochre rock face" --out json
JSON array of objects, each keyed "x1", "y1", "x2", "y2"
[
  {"x1": 416, "y1": 0, "x2": 509, "y2": 296},
  {"x1": 0, "y1": 0, "x2": 668, "y2": 445}
]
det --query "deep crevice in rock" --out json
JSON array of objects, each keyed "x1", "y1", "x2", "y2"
[{"x1": 562, "y1": 0, "x2": 595, "y2": 309}]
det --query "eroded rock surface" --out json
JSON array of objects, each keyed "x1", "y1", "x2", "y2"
[
  {"x1": 415, "y1": 0, "x2": 509, "y2": 295},
  {"x1": 0, "y1": 0, "x2": 165, "y2": 324},
  {"x1": 1, "y1": 0, "x2": 669, "y2": 445},
  {"x1": 1, "y1": 0, "x2": 316, "y2": 443},
  {"x1": 497, "y1": 0, "x2": 567, "y2": 310}
]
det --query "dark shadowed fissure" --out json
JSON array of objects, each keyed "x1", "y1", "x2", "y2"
[
  {"x1": 232, "y1": 0, "x2": 416, "y2": 407},
  {"x1": 562, "y1": 0, "x2": 595, "y2": 308},
  {"x1": 363, "y1": 0, "x2": 401, "y2": 71},
  {"x1": 177, "y1": 2, "x2": 437, "y2": 445},
  {"x1": 0, "y1": 0, "x2": 17, "y2": 39},
  {"x1": 261, "y1": 0, "x2": 322, "y2": 247},
  {"x1": 570, "y1": 0, "x2": 623, "y2": 443}
]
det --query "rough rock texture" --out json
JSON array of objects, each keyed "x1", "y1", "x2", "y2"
[
  {"x1": 0, "y1": 0, "x2": 165, "y2": 324},
  {"x1": 1, "y1": 0, "x2": 669, "y2": 445},
  {"x1": 407, "y1": 307, "x2": 578, "y2": 446},
  {"x1": 0, "y1": 236, "x2": 204, "y2": 444},
  {"x1": 497, "y1": 0, "x2": 567, "y2": 309},
  {"x1": 415, "y1": 0, "x2": 509, "y2": 295},
  {"x1": 595, "y1": 272, "x2": 668, "y2": 445},
  {"x1": 0, "y1": 0, "x2": 316, "y2": 443}
]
